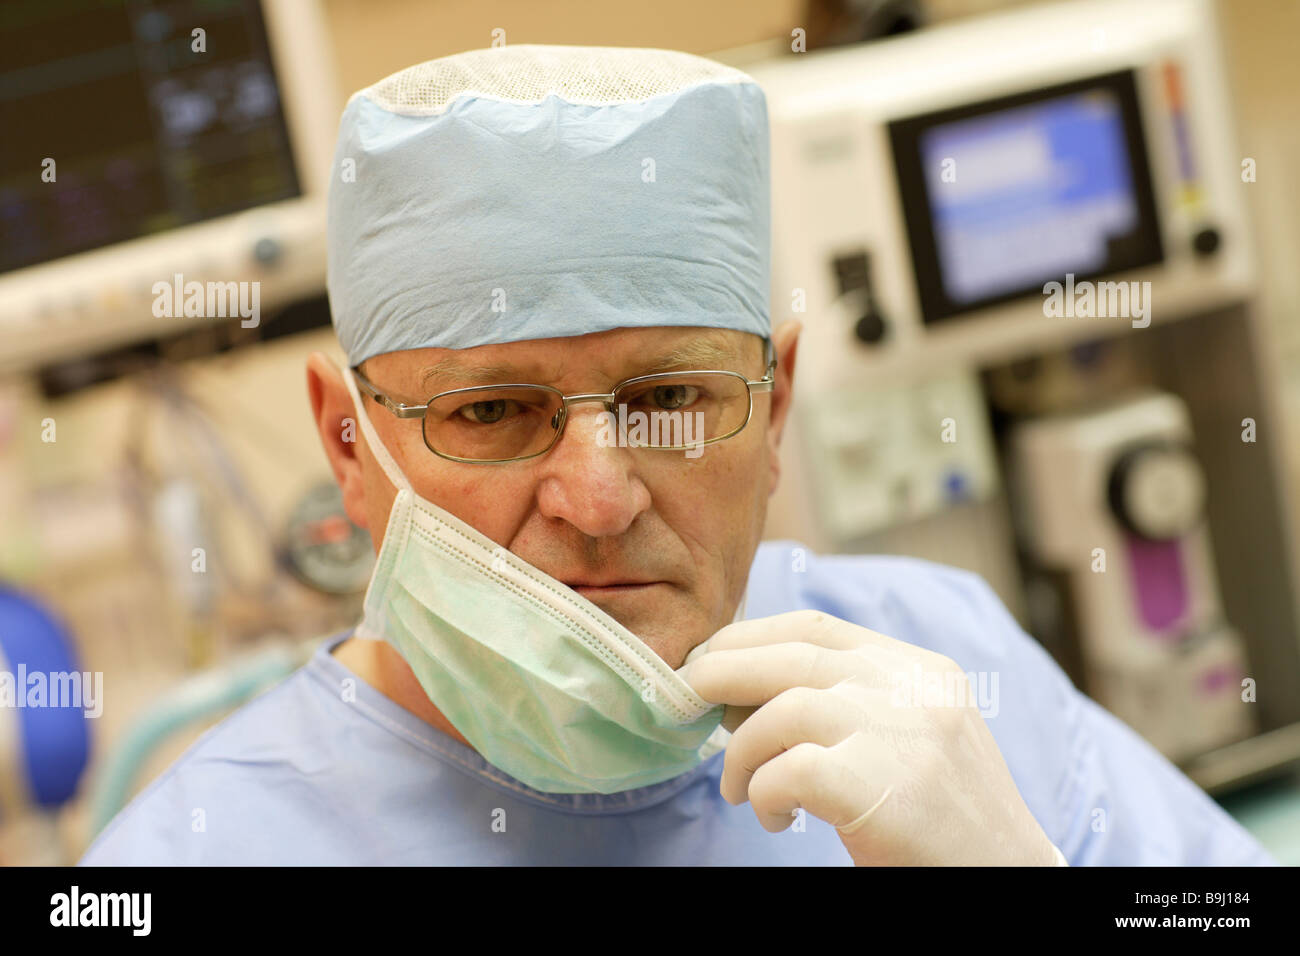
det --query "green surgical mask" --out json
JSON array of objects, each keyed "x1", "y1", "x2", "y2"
[{"x1": 343, "y1": 367, "x2": 728, "y2": 794}]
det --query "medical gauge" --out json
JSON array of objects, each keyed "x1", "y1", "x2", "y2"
[{"x1": 284, "y1": 481, "x2": 374, "y2": 595}]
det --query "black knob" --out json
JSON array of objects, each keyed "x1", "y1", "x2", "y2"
[
  {"x1": 854, "y1": 309, "x2": 887, "y2": 344},
  {"x1": 1192, "y1": 227, "x2": 1221, "y2": 257},
  {"x1": 253, "y1": 236, "x2": 284, "y2": 266},
  {"x1": 833, "y1": 251, "x2": 872, "y2": 295}
]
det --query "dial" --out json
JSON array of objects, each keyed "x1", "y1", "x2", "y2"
[
  {"x1": 284, "y1": 481, "x2": 374, "y2": 594},
  {"x1": 1107, "y1": 443, "x2": 1206, "y2": 541}
]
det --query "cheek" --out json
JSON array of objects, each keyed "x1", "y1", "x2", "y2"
[
  {"x1": 364, "y1": 472, "x2": 398, "y2": 555},
  {"x1": 718, "y1": 426, "x2": 769, "y2": 488},
  {"x1": 716, "y1": 436, "x2": 772, "y2": 554},
  {"x1": 668, "y1": 433, "x2": 769, "y2": 530},
  {"x1": 422, "y1": 471, "x2": 537, "y2": 545}
]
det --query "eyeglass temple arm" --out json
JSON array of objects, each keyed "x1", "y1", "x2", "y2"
[
  {"x1": 350, "y1": 368, "x2": 429, "y2": 418},
  {"x1": 746, "y1": 337, "x2": 778, "y2": 390}
]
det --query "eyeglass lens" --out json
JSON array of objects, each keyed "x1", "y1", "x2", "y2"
[{"x1": 421, "y1": 372, "x2": 753, "y2": 462}]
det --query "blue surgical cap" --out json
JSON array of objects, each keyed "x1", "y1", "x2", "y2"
[{"x1": 326, "y1": 45, "x2": 771, "y2": 367}]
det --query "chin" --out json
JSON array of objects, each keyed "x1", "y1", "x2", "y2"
[
  {"x1": 579, "y1": 588, "x2": 714, "y2": 669},
  {"x1": 618, "y1": 612, "x2": 705, "y2": 670}
]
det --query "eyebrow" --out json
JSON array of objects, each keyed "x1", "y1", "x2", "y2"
[
  {"x1": 638, "y1": 338, "x2": 748, "y2": 375},
  {"x1": 419, "y1": 361, "x2": 523, "y2": 391},
  {"x1": 416, "y1": 335, "x2": 752, "y2": 393}
]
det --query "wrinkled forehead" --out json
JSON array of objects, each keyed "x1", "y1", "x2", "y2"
[
  {"x1": 326, "y1": 45, "x2": 772, "y2": 370},
  {"x1": 362, "y1": 327, "x2": 767, "y2": 393}
]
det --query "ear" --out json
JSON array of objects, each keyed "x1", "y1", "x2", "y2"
[
  {"x1": 765, "y1": 320, "x2": 801, "y2": 497},
  {"x1": 306, "y1": 351, "x2": 369, "y2": 531}
]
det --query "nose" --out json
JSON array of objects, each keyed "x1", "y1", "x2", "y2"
[{"x1": 534, "y1": 403, "x2": 652, "y2": 538}]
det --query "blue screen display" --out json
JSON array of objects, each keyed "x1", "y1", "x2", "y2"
[{"x1": 919, "y1": 90, "x2": 1140, "y2": 305}]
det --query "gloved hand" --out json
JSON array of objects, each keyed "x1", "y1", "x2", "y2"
[{"x1": 677, "y1": 609, "x2": 1065, "y2": 866}]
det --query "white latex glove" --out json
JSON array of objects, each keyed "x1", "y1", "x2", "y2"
[{"x1": 677, "y1": 610, "x2": 1066, "y2": 866}]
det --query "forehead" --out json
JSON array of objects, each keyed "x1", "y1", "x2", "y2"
[{"x1": 366, "y1": 327, "x2": 761, "y2": 392}]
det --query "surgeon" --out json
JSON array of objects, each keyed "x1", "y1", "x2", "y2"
[{"x1": 82, "y1": 45, "x2": 1272, "y2": 866}]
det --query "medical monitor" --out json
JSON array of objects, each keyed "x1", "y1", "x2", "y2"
[
  {"x1": 889, "y1": 71, "x2": 1165, "y2": 325},
  {"x1": 0, "y1": 0, "x2": 338, "y2": 372}
]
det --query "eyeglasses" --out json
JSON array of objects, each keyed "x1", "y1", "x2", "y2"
[{"x1": 352, "y1": 338, "x2": 777, "y2": 464}]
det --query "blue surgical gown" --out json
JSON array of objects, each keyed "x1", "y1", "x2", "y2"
[{"x1": 79, "y1": 542, "x2": 1275, "y2": 865}]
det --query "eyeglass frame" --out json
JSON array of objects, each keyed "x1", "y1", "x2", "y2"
[{"x1": 351, "y1": 336, "x2": 778, "y2": 464}]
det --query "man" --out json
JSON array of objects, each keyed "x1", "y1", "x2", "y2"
[{"x1": 82, "y1": 45, "x2": 1272, "y2": 866}]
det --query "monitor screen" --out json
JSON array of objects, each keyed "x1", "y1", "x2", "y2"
[
  {"x1": 890, "y1": 71, "x2": 1163, "y2": 324},
  {"x1": 0, "y1": 0, "x2": 301, "y2": 276}
]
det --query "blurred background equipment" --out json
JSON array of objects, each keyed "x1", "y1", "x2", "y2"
[
  {"x1": 284, "y1": 481, "x2": 378, "y2": 596},
  {"x1": 0, "y1": 0, "x2": 338, "y2": 373},
  {"x1": 799, "y1": 0, "x2": 927, "y2": 47},
  {"x1": 751, "y1": 0, "x2": 1300, "y2": 792},
  {"x1": 1009, "y1": 391, "x2": 1255, "y2": 762},
  {"x1": 0, "y1": 589, "x2": 90, "y2": 865},
  {"x1": 0, "y1": 0, "x2": 351, "y2": 863}
]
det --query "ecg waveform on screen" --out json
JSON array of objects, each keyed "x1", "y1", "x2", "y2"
[{"x1": 0, "y1": 0, "x2": 300, "y2": 275}]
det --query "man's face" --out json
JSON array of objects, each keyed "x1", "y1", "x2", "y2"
[{"x1": 318, "y1": 324, "x2": 797, "y2": 670}]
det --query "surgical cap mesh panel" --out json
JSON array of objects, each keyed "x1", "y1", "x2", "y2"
[{"x1": 360, "y1": 44, "x2": 755, "y2": 115}]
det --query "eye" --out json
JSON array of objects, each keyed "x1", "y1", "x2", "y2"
[
  {"x1": 648, "y1": 383, "x2": 699, "y2": 410},
  {"x1": 455, "y1": 399, "x2": 518, "y2": 424}
]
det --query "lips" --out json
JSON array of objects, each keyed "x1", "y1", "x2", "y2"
[
  {"x1": 565, "y1": 579, "x2": 656, "y2": 588},
  {"x1": 566, "y1": 581, "x2": 661, "y2": 593}
]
